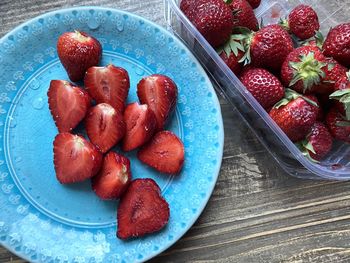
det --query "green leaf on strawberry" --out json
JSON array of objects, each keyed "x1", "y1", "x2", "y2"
[
  {"x1": 289, "y1": 52, "x2": 326, "y2": 92},
  {"x1": 330, "y1": 89, "x2": 350, "y2": 120}
]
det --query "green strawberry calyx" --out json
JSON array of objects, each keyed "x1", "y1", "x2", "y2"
[
  {"x1": 230, "y1": 27, "x2": 255, "y2": 66},
  {"x1": 296, "y1": 139, "x2": 319, "y2": 163},
  {"x1": 216, "y1": 34, "x2": 245, "y2": 58},
  {"x1": 289, "y1": 52, "x2": 326, "y2": 93},
  {"x1": 273, "y1": 88, "x2": 318, "y2": 109},
  {"x1": 223, "y1": 0, "x2": 233, "y2": 4},
  {"x1": 330, "y1": 89, "x2": 350, "y2": 121},
  {"x1": 336, "y1": 120, "x2": 350, "y2": 127},
  {"x1": 300, "y1": 31, "x2": 324, "y2": 48},
  {"x1": 278, "y1": 18, "x2": 289, "y2": 32},
  {"x1": 347, "y1": 71, "x2": 350, "y2": 82}
]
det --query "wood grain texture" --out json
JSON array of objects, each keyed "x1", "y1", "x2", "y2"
[{"x1": 2, "y1": 0, "x2": 350, "y2": 262}]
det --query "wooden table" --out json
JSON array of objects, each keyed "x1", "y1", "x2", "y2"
[{"x1": 2, "y1": 0, "x2": 350, "y2": 262}]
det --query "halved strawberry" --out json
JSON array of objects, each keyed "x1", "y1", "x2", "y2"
[
  {"x1": 117, "y1": 178, "x2": 170, "y2": 239},
  {"x1": 138, "y1": 131, "x2": 184, "y2": 174},
  {"x1": 84, "y1": 64, "x2": 130, "y2": 113},
  {"x1": 48, "y1": 80, "x2": 91, "y2": 133},
  {"x1": 53, "y1": 133, "x2": 102, "y2": 184},
  {"x1": 85, "y1": 103, "x2": 125, "y2": 153},
  {"x1": 122, "y1": 102, "x2": 157, "y2": 152},
  {"x1": 137, "y1": 74, "x2": 178, "y2": 131},
  {"x1": 92, "y1": 152, "x2": 131, "y2": 200}
]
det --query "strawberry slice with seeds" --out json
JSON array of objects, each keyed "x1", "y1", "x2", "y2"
[
  {"x1": 48, "y1": 80, "x2": 91, "y2": 133},
  {"x1": 138, "y1": 131, "x2": 185, "y2": 174},
  {"x1": 85, "y1": 64, "x2": 130, "y2": 113},
  {"x1": 117, "y1": 178, "x2": 170, "y2": 239},
  {"x1": 122, "y1": 102, "x2": 157, "y2": 152},
  {"x1": 137, "y1": 74, "x2": 178, "y2": 131},
  {"x1": 85, "y1": 103, "x2": 125, "y2": 153},
  {"x1": 53, "y1": 133, "x2": 102, "y2": 184},
  {"x1": 92, "y1": 152, "x2": 131, "y2": 200}
]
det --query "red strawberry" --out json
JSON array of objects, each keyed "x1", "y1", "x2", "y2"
[
  {"x1": 280, "y1": 46, "x2": 327, "y2": 94},
  {"x1": 323, "y1": 23, "x2": 350, "y2": 67},
  {"x1": 240, "y1": 68, "x2": 285, "y2": 109},
  {"x1": 47, "y1": 80, "x2": 91, "y2": 133},
  {"x1": 53, "y1": 133, "x2": 102, "y2": 184},
  {"x1": 326, "y1": 107, "x2": 350, "y2": 143},
  {"x1": 186, "y1": 0, "x2": 234, "y2": 48},
  {"x1": 84, "y1": 64, "x2": 130, "y2": 113},
  {"x1": 57, "y1": 31, "x2": 102, "y2": 82},
  {"x1": 122, "y1": 102, "x2": 157, "y2": 152},
  {"x1": 246, "y1": 0, "x2": 260, "y2": 9},
  {"x1": 314, "y1": 57, "x2": 347, "y2": 95},
  {"x1": 92, "y1": 152, "x2": 131, "y2": 200},
  {"x1": 297, "y1": 122, "x2": 333, "y2": 161},
  {"x1": 239, "y1": 25, "x2": 294, "y2": 72},
  {"x1": 85, "y1": 103, "x2": 125, "y2": 153},
  {"x1": 282, "y1": 5, "x2": 319, "y2": 40},
  {"x1": 117, "y1": 178, "x2": 169, "y2": 239},
  {"x1": 180, "y1": 0, "x2": 204, "y2": 17},
  {"x1": 138, "y1": 131, "x2": 185, "y2": 174},
  {"x1": 219, "y1": 49, "x2": 244, "y2": 76},
  {"x1": 229, "y1": 0, "x2": 258, "y2": 31},
  {"x1": 329, "y1": 72, "x2": 350, "y2": 120},
  {"x1": 269, "y1": 89, "x2": 319, "y2": 142},
  {"x1": 217, "y1": 35, "x2": 246, "y2": 76},
  {"x1": 137, "y1": 74, "x2": 178, "y2": 131},
  {"x1": 301, "y1": 31, "x2": 325, "y2": 49}
]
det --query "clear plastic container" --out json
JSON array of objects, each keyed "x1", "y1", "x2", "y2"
[{"x1": 164, "y1": 0, "x2": 350, "y2": 180}]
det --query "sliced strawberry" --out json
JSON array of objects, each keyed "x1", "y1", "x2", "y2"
[
  {"x1": 138, "y1": 131, "x2": 184, "y2": 174},
  {"x1": 137, "y1": 74, "x2": 178, "y2": 131},
  {"x1": 53, "y1": 133, "x2": 102, "y2": 184},
  {"x1": 117, "y1": 178, "x2": 170, "y2": 239},
  {"x1": 85, "y1": 64, "x2": 130, "y2": 113},
  {"x1": 85, "y1": 103, "x2": 125, "y2": 153},
  {"x1": 48, "y1": 80, "x2": 91, "y2": 133},
  {"x1": 122, "y1": 102, "x2": 157, "y2": 152},
  {"x1": 92, "y1": 152, "x2": 131, "y2": 200}
]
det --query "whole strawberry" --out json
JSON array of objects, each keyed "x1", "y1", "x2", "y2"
[
  {"x1": 239, "y1": 25, "x2": 294, "y2": 72},
  {"x1": 280, "y1": 46, "x2": 327, "y2": 94},
  {"x1": 180, "y1": 0, "x2": 207, "y2": 18},
  {"x1": 240, "y1": 68, "x2": 285, "y2": 109},
  {"x1": 217, "y1": 35, "x2": 245, "y2": 76},
  {"x1": 281, "y1": 4, "x2": 319, "y2": 40},
  {"x1": 323, "y1": 23, "x2": 350, "y2": 67},
  {"x1": 301, "y1": 31, "x2": 325, "y2": 49},
  {"x1": 229, "y1": 0, "x2": 258, "y2": 31},
  {"x1": 329, "y1": 72, "x2": 350, "y2": 120},
  {"x1": 246, "y1": 0, "x2": 261, "y2": 9},
  {"x1": 57, "y1": 31, "x2": 102, "y2": 82},
  {"x1": 269, "y1": 89, "x2": 319, "y2": 142},
  {"x1": 219, "y1": 50, "x2": 244, "y2": 76},
  {"x1": 186, "y1": 0, "x2": 233, "y2": 48},
  {"x1": 314, "y1": 57, "x2": 347, "y2": 95},
  {"x1": 326, "y1": 107, "x2": 350, "y2": 143},
  {"x1": 297, "y1": 122, "x2": 333, "y2": 161}
]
